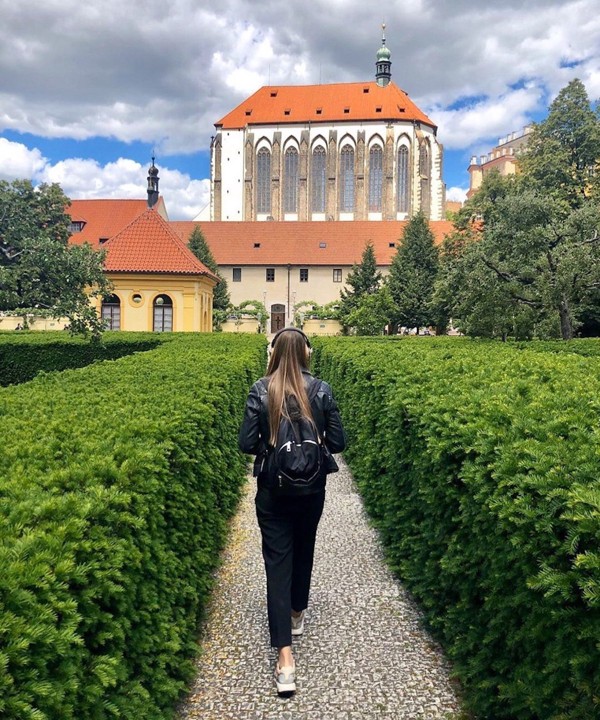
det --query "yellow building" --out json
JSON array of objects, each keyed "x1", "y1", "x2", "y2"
[
  {"x1": 68, "y1": 197, "x2": 217, "y2": 332},
  {"x1": 467, "y1": 126, "x2": 533, "y2": 198}
]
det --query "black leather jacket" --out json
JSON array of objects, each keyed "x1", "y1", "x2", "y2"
[{"x1": 238, "y1": 370, "x2": 347, "y2": 489}]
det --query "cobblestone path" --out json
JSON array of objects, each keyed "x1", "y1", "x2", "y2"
[{"x1": 178, "y1": 457, "x2": 463, "y2": 719}]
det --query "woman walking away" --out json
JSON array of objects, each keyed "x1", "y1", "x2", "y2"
[{"x1": 239, "y1": 328, "x2": 346, "y2": 694}]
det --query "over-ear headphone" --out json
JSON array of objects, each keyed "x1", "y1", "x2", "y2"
[{"x1": 270, "y1": 327, "x2": 312, "y2": 349}]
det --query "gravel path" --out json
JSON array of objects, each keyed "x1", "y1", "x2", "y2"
[{"x1": 177, "y1": 457, "x2": 464, "y2": 719}]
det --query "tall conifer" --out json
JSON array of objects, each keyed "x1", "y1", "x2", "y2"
[{"x1": 388, "y1": 212, "x2": 439, "y2": 332}]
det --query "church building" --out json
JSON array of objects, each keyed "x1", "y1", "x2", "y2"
[{"x1": 211, "y1": 28, "x2": 445, "y2": 222}]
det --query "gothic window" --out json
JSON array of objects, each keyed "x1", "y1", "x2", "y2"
[
  {"x1": 101, "y1": 294, "x2": 120, "y2": 330},
  {"x1": 419, "y1": 142, "x2": 431, "y2": 218},
  {"x1": 283, "y1": 147, "x2": 299, "y2": 213},
  {"x1": 397, "y1": 145, "x2": 410, "y2": 213},
  {"x1": 153, "y1": 294, "x2": 173, "y2": 332},
  {"x1": 311, "y1": 146, "x2": 326, "y2": 213},
  {"x1": 257, "y1": 148, "x2": 271, "y2": 214},
  {"x1": 340, "y1": 145, "x2": 355, "y2": 213},
  {"x1": 368, "y1": 145, "x2": 383, "y2": 212}
]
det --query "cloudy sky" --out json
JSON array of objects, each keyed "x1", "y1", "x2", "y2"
[{"x1": 1, "y1": 0, "x2": 599, "y2": 219}]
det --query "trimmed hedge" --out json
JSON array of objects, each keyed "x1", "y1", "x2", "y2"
[
  {"x1": 0, "y1": 331, "x2": 163, "y2": 386},
  {"x1": 313, "y1": 336, "x2": 600, "y2": 720},
  {"x1": 0, "y1": 334, "x2": 266, "y2": 719}
]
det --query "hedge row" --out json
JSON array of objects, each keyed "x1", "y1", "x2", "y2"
[
  {"x1": 313, "y1": 336, "x2": 600, "y2": 720},
  {"x1": 0, "y1": 333, "x2": 266, "y2": 719},
  {"x1": 0, "y1": 331, "x2": 164, "y2": 386}
]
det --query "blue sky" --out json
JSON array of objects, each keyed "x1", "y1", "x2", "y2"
[{"x1": 0, "y1": 0, "x2": 598, "y2": 219}]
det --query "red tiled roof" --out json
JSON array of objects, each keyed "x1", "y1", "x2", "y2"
[
  {"x1": 171, "y1": 220, "x2": 454, "y2": 267},
  {"x1": 216, "y1": 81, "x2": 436, "y2": 130},
  {"x1": 104, "y1": 209, "x2": 217, "y2": 278},
  {"x1": 67, "y1": 199, "x2": 153, "y2": 246}
]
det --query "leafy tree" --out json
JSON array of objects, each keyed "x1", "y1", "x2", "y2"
[
  {"x1": 345, "y1": 286, "x2": 397, "y2": 335},
  {"x1": 520, "y1": 78, "x2": 600, "y2": 207},
  {"x1": 0, "y1": 179, "x2": 110, "y2": 336},
  {"x1": 436, "y1": 80, "x2": 600, "y2": 340},
  {"x1": 339, "y1": 241, "x2": 382, "y2": 329},
  {"x1": 388, "y1": 211, "x2": 439, "y2": 333},
  {"x1": 188, "y1": 225, "x2": 230, "y2": 329}
]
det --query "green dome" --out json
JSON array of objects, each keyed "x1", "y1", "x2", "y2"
[{"x1": 377, "y1": 44, "x2": 391, "y2": 61}]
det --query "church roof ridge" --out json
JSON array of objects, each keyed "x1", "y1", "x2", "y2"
[{"x1": 215, "y1": 80, "x2": 436, "y2": 130}]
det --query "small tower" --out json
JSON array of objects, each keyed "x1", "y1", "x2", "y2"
[
  {"x1": 375, "y1": 23, "x2": 392, "y2": 87},
  {"x1": 147, "y1": 156, "x2": 160, "y2": 208}
]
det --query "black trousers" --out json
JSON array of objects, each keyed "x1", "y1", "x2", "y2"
[{"x1": 255, "y1": 486, "x2": 326, "y2": 648}]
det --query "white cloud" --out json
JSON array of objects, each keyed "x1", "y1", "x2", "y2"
[
  {"x1": 446, "y1": 186, "x2": 468, "y2": 203},
  {"x1": 39, "y1": 157, "x2": 208, "y2": 220},
  {"x1": 434, "y1": 86, "x2": 544, "y2": 149},
  {"x1": 0, "y1": 137, "x2": 205, "y2": 220},
  {"x1": 0, "y1": 138, "x2": 46, "y2": 180}
]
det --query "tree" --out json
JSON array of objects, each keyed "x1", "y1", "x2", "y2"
[
  {"x1": 388, "y1": 211, "x2": 439, "y2": 332},
  {"x1": 345, "y1": 286, "x2": 397, "y2": 335},
  {"x1": 520, "y1": 79, "x2": 600, "y2": 207},
  {"x1": 0, "y1": 179, "x2": 110, "y2": 336},
  {"x1": 435, "y1": 80, "x2": 600, "y2": 340},
  {"x1": 339, "y1": 241, "x2": 382, "y2": 329},
  {"x1": 188, "y1": 225, "x2": 230, "y2": 329}
]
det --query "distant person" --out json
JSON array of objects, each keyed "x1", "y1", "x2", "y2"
[{"x1": 239, "y1": 328, "x2": 346, "y2": 694}]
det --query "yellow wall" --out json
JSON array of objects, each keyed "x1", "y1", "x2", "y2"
[{"x1": 100, "y1": 273, "x2": 215, "y2": 332}]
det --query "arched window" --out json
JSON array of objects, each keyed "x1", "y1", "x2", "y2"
[
  {"x1": 256, "y1": 147, "x2": 271, "y2": 214},
  {"x1": 368, "y1": 145, "x2": 383, "y2": 212},
  {"x1": 397, "y1": 145, "x2": 410, "y2": 213},
  {"x1": 283, "y1": 147, "x2": 299, "y2": 213},
  {"x1": 340, "y1": 144, "x2": 355, "y2": 213},
  {"x1": 419, "y1": 142, "x2": 431, "y2": 218},
  {"x1": 153, "y1": 294, "x2": 173, "y2": 332},
  {"x1": 311, "y1": 146, "x2": 326, "y2": 213},
  {"x1": 101, "y1": 294, "x2": 121, "y2": 330}
]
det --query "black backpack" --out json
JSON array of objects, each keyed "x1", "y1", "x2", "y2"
[{"x1": 261, "y1": 379, "x2": 325, "y2": 495}]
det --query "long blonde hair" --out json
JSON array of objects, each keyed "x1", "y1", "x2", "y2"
[{"x1": 266, "y1": 329, "x2": 315, "y2": 446}]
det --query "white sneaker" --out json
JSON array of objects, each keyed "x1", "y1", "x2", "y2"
[
  {"x1": 291, "y1": 610, "x2": 305, "y2": 636},
  {"x1": 275, "y1": 663, "x2": 296, "y2": 693}
]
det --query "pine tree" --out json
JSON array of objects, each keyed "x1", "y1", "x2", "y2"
[
  {"x1": 188, "y1": 225, "x2": 230, "y2": 312},
  {"x1": 388, "y1": 211, "x2": 439, "y2": 332},
  {"x1": 339, "y1": 241, "x2": 382, "y2": 329}
]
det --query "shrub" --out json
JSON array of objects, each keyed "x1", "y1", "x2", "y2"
[
  {"x1": 313, "y1": 336, "x2": 600, "y2": 720},
  {"x1": 0, "y1": 333, "x2": 266, "y2": 719}
]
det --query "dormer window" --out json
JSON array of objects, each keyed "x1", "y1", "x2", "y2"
[
  {"x1": 363, "y1": 87, "x2": 369, "y2": 93},
  {"x1": 99, "y1": 237, "x2": 109, "y2": 244},
  {"x1": 245, "y1": 109, "x2": 252, "y2": 116},
  {"x1": 343, "y1": 107, "x2": 350, "y2": 114},
  {"x1": 316, "y1": 108, "x2": 322, "y2": 115},
  {"x1": 284, "y1": 109, "x2": 291, "y2": 116},
  {"x1": 376, "y1": 106, "x2": 382, "y2": 113},
  {"x1": 253, "y1": 242, "x2": 261, "y2": 248},
  {"x1": 270, "y1": 91, "x2": 278, "y2": 97},
  {"x1": 68, "y1": 221, "x2": 85, "y2": 233}
]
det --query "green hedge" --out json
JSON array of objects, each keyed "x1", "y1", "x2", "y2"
[
  {"x1": 0, "y1": 334, "x2": 266, "y2": 719},
  {"x1": 313, "y1": 336, "x2": 600, "y2": 720},
  {"x1": 0, "y1": 331, "x2": 164, "y2": 386}
]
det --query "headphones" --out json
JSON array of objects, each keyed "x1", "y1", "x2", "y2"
[{"x1": 270, "y1": 327, "x2": 312, "y2": 350}]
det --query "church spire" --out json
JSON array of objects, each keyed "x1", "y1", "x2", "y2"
[
  {"x1": 147, "y1": 155, "x2": 160, "y2": 208},
  {"x1": 375, "y1": 23, "x2": 392, "y2": 87}
]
